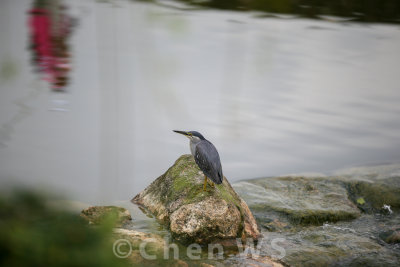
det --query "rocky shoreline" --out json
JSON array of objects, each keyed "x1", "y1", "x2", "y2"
[{"x1": 80, "y1": 156, "x2": 400, "y2": 266}]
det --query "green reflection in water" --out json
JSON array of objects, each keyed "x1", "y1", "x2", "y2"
[{"x1": 152, "y1": 0, "x2": 400, "y2": 23}]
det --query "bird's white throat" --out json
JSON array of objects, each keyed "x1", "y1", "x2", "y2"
[{"x1": 189, "y1": 136, "x2": 201, "y2": 156}]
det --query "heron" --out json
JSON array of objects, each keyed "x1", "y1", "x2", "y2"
[{"x1": 173, "y1": 130, "x2": 223, "y2": 191}]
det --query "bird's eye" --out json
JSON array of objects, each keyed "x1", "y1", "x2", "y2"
[{"x1": 187, "y1": 132, "x2": 192, "y2": 136}]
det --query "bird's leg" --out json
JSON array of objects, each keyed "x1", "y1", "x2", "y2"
[
  {"x1": 203, "y1": 175, "x2": 215, "y2": 191},
  {"x1": 203, "y1": 175, "x2": 207, "y2": 191}
]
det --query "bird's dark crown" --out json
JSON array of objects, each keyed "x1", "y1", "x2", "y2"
[{"x1": 188, "y1": 131, "x2": 205, "y2": 140}]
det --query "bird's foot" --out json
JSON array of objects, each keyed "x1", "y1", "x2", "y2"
[
  {"x1": 197, "y1": 187, "x2": 210, "y2": 193},
  {"x1": 200, "y1": 175, "x2": 214, "y2": 192}
]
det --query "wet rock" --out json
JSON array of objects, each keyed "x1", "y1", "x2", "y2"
[
  {"x1": 278, "y1": 226, "x2": 400, "y2": 267},
  {"x1": 261, "y1": 218, "x2": 291, "y2": 232},
  {"x1": 171, "y1": 260, "x2": 189, "y2": 267},
  {"x1": 80, "y1": 206, "x2": 131, "y2": 227},
  {"x1": 113, "y1": 229, "x2": 192, "y2": 267},
  {"x1": 242, "y1": 256, "x2": 285, "y2": 267},
  {"x1": 379, "y1": 228, "x2": 400, "y2": 244},
  {"x1": 132, "y1": 154, "x2": 261, "y2": 245},
  {"x1": 343, "y1": 176, "x2": 400, "y2": 212},
  {"x1": 113, "y1": 228, "x2": 165, "y2": 252},
  {"x1": 233, "y1": 176, "x2": 360, "y2": 226}
]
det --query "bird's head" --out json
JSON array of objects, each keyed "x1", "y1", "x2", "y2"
[{"x1": 173, "y1": 130, "x2": 205, "y2": 142}]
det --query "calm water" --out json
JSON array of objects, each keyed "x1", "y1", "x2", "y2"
[{"x1": 1, "y1": 0, "x2": 400, "y2": 202}]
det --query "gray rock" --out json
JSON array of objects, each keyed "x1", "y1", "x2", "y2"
[
  {"x1": 233, "y1": 176, "x2": 361, "y2": 226},
  {"x1": 132, "y1": 154, "x2": 261, "y2": 245},
  {"x1": 231, "y1": 173, "x2": 400, "y2": 266},
  {"x1": 261, "y1": 225, "x2": 400, "y2": 267},
  {"x1": 379, "y1": 228, "x2": 400, "y2": 244}
]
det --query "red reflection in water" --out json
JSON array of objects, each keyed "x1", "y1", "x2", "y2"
[{"x1": 28, "y1": 1, "x2": 75, "y2": 92}]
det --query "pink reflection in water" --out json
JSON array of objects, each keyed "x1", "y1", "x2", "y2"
[{"x1": 28, "y1": 1, "x2": 75, "y2": 91}]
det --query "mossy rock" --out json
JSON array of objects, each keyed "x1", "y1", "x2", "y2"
[
  {"x1": 344, "y1": 176, "x2": 400, "y2": 212},
  {"x1": 132, "y1": 154, "x2": 260, "y2": 245},
  {"x1": 80, "y1": 206, "x2": 132, "y2": 227},
  {"x1": 233, "y1": 176, "x2": 361, "y2": 226}
]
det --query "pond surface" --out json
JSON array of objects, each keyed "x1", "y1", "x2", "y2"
[{"x1": 1, "y1": 0, "x2": 400, "y2": 202}]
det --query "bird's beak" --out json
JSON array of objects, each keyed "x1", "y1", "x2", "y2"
[{"x1": 173, "y1": 130, "x2": 189, "y2": 136}]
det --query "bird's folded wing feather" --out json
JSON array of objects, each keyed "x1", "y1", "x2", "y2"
[{"x1": 194, "y1": 141, "x2": 223, "y2": 184}]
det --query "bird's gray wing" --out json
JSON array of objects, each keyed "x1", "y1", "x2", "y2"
[{"x1": 194, "y1": 140, "x2": 223, "y2": 184}]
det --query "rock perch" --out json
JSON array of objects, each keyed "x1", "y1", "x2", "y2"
[{"x1": 132, "y1": 154, "x2": 261, "y2": 245}]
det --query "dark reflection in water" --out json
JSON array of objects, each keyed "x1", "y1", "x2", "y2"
[
  {"x1": 27, "y1": 0, "x2": 76, "y2": 91},
  {"x1": 171, "y1": 0, "x2": 400, "y2": 23}
]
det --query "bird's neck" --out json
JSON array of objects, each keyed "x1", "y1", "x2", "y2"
[{"x1": 189, "y1": 139, "x2": 199, "y2": 156}]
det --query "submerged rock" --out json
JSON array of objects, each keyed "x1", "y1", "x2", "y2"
[
  {"x1": 113, "y1": 228, "x2": 165, "y2": 253},
  {"x1": 132, "y1": 154, "x2": 260, "y2": 245},
  {"x1": 379, "y1": 228, "x2": 400, "y2": 244},
  {"x1": 233, "y1": 176, "x2": 361, "y2": 226},
  {"x1": 112, "y1": 229, "x2": 191, "y2": 267},
  {"x1": 80, "y1": 206, "x2": 132, "y2": 227},
  {"x1": 280, "y1": 227, "x2": 399, "y2": 267}
]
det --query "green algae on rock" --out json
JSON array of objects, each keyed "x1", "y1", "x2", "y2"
[
  {"x1": 131, "y1": 154, "x2": 260, "y2": 245},
  {"x1": 233, "y1": 176, "x2": 361, "y2": 226},
  {"x1": 344, "y1": 176, "x2": 400, "y2": 212},
  {"x1": 80, "y1": 206, "x2": 132, "y2": 227},
  {"x1": 233, "y1": 173, "x2": 400, "y2": 228}
]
